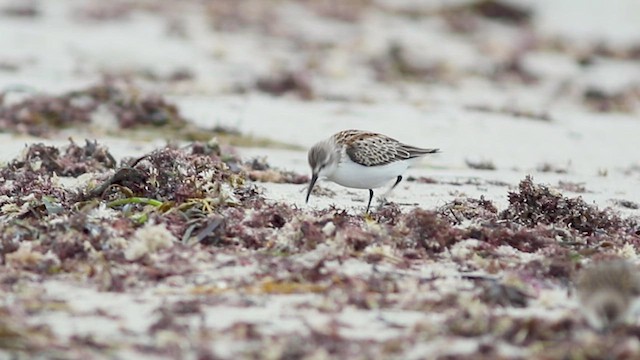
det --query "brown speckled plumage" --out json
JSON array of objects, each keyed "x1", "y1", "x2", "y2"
[
  {"x1": 334, "y1": 130, "x2": 439, "y2": 167},
  {"x1": 575, "y1": 260, "x2": 640, "y2": 329},
  {"x1": 576, "y1": 260, "x2": 640, "y2": 296}
]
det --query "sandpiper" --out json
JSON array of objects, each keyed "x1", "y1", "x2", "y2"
[
  {"x1": 575, "y1": 260, "x2": 640, "y2": 330},
  {"x1": 305, "y1": 129, "x2": 439, "y2": 212}
]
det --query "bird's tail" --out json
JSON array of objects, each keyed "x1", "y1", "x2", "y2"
[{"x1": 405, "y1": 146, "x2": 440, "y2": 158}]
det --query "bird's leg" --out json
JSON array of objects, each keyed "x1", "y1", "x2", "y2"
[
  {"x1": 391, "y1": 175, "x2": 403, "y2": 190},
  {"x1": 365, "y1": 189, "x2": 374, "y2": 213},
  {"x1": 377, "y1": 175, "x2": 403, "y2": 210}
]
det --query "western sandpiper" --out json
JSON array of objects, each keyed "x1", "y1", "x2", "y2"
[
  {"x1": 575, "y1": 260, "x2": 640, "y2": 330},
  {"x1": 305, "y1": 129, "x2": 439, "y2": 212}
]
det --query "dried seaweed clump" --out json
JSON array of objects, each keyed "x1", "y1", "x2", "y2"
[
  {"x1": 217, "y1": 203, "x2": 299, "y2": 249},
  {"x1": 6, "y1": 140, "x2": 116, "y2": 177},
  {"x1": 254, "y1": 71, "x2": 314, "y2": 100},
  {"x1": 370, "y1": 42, "x2": 447, "y2": 83},
  {"x1": 110, "y1": 143, "x2": 247, "y2": 204},
  {"x1": 438, "y1": 197, "x2": 498, "y2": 223},
  {"x1": 205, "y1": 0, "x2": 276, "y2": 32},
  {"x1": 0, "y1": 170, "x2": 68, "y2": 212},
  {"x1": 1, "y1": 2, "x2": 40, "y2": 18},
  {"x1": 0, "y1": 140, "x2": 267, "y2": 276},
  {"x1": 400, "y1": 209, "x2": 464, "y2": 252},
  {"x1": 0, "y1": 141, "x2": 118, "y2": 265},
  {"x1": 450, "y1": 0, "x2": 532, "y2": 25},
  {"x1": 0, "y1": 141, "x2": 114, "y2": 208},
  {"x1": 501, "y1": 176, "x2": 623, "y2": 234},
  {"x1": 0, "y1": 83, "x2": 188, "y2": 137},
  {"x1": 0, "y1": 93, "x2": 95, "y2": 137},
  {"x1": 84, "y1": 84, "x2": 187, "y2": 129},
  {"x1": 244, "y1": 157, "x2": 309, "y2": 184},
  {"x1": 0, "y1": 138, "x2": 309, "y2": 266},
  {"x1": 583, "y1": 86, "x2": 640, "y2": 113},
  {"x1": 466, "y1": 225, "x2": 553, "y2": 253}
]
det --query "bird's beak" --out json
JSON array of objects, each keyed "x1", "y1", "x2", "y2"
[{"x1": 306, "y1": 173, "x2": 318, "y2": 203}]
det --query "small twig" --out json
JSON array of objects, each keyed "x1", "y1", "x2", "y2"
[
  {"x1": 79, "y1": 167, "x2": 146, "y2": 201},
  {"x1": 449, "y1": 208, "x2": 463, "y2": 224}
]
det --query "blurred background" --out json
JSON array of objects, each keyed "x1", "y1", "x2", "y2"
[
  {"x1": 1, "y1": 0, "x2": 639, "y2": 176},
  {"x1": 2, "y1": 3, "x2": 640, "y2": 357}
]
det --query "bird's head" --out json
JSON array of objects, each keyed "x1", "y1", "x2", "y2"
[
  {"x1": 586, "y1": 291, "x2": 629, "y2": 331},
  {"x1": 306, "y1": 140, "x2": 338, "y2": 203}
]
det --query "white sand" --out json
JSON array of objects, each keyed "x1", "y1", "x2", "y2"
[{"x1": 1, "y1": 0, "x2": 640, "y2": 358}]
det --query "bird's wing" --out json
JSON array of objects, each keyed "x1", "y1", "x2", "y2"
[{"x1": 343, "y1": 132, "x2": 439, "y2": 167}]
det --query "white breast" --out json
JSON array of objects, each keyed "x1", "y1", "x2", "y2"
[{"x1": 326, "y1": 157, "x2": 413, "y2": 189}]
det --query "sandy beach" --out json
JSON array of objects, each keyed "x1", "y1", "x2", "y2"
[{"x1": 1, "y1": 0, "x2": 640, "y2": 359}]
